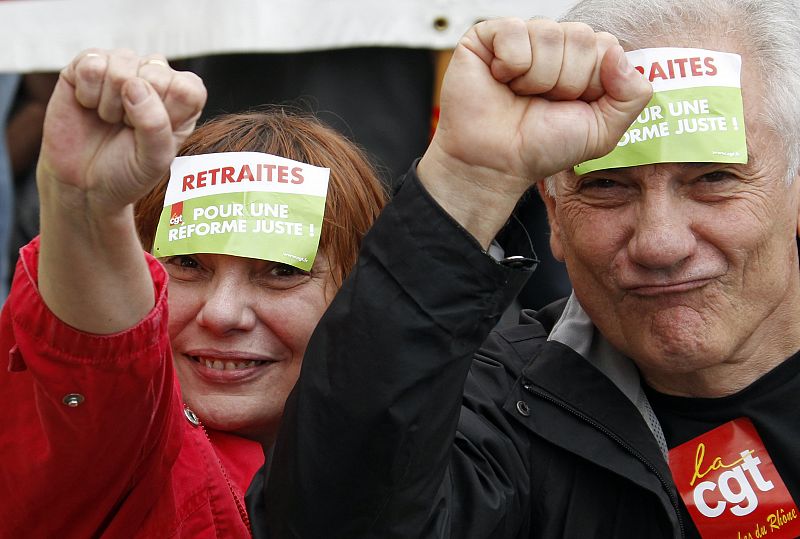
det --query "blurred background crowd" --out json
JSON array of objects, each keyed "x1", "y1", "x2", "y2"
[{"x1": 0, "y1": 0, "x2": 577, "y2": 312}]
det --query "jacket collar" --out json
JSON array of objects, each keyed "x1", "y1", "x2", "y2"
[
  {"x1": 513, "y1": 294, "x2": 682, "y2": 529},
  {"x1": 546, "y1": 294, "x2": 669, "y2": 459}
]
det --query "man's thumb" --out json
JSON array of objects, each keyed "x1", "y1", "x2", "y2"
[{"x1": 595, "y1": 45, "x2": 653, "y2": 154}]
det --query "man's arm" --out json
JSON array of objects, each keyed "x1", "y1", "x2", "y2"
[
  {"x1": 258, "y1": 167, "x2": 534, "y2": 538},
  {"x1": 417, "y1": 18, "x2": 651, "y2": 247},
  {"x1": 257, "y1": 18, "x2": 651, "y2": 538}
]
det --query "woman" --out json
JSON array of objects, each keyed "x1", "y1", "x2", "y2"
[{"x1": 0, "y1": 49, "x2": 385, "y2": 537}]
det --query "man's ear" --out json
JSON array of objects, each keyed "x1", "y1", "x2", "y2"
[
  {"x1": 792, "y1": 168, "x2": 800, "y2": 238},
  {"x1": 536, "y1": 180, "x2": 565, "y2": 262},
  {"x1": 794, "y1": 195, "x2": 800, "y2": 242}
]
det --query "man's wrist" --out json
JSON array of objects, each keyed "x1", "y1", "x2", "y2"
[{"x1": 416, "y1": 147, "x2": 532, "y2": 249}]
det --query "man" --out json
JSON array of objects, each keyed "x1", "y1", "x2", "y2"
[{"x1": 251, "y1": 0, "x2": 800, "y2": 537}]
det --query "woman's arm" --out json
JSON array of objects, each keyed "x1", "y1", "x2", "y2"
[
  {"x1": 0, "y1": 237, "x2": 181, "y2": 537},
  {"x1": 0, "y1": 49, "x2": 206, "y2": 537},
  {"x1": 36, "y1": 49, "x2": 205, "y2": 333}
]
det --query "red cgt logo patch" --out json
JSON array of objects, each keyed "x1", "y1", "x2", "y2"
[
  {"x1": 669, "y1": 418, "x2": 800, "y2": 539},
  {"x1": 169, "y1": 201, "x2": 184, "y2": 226}
]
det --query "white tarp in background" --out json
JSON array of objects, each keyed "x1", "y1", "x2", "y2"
[{"x1": 0, "y1": 0, "x2": 578, "y2": 73}]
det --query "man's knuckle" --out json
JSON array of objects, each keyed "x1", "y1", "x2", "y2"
[
  {"x1": 563, "y1": 23, "x2": 597, "y2": 49},
  {"x1": 531, "y1": 20, "x2": 564, "y2": 46}
]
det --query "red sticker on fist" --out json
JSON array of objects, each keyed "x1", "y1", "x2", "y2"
[{"x1": 668, "y1": 418, "x2": 800, "y2": 539}]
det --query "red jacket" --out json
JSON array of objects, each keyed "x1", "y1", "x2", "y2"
[{"x1": 0, "y1": 237, "x2": 264, "y2": 538}]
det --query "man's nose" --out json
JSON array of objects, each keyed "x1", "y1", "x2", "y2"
[
  {"x1": 626, "y1": 194, "x2": 696, "y2": 270},
  {"x1": 196, "y1": 278, "x2": 258, "y2": 335}
]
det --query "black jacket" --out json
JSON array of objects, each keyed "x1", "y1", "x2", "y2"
[{"x1": 248, "y1": 169, "x2": 686, "y2": 538}]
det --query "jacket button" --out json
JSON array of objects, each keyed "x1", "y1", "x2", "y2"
[
  {"x1": 516, "y1": 400, "x2": 531, "y2": 417},
  {"x1": 183, "y1": 407, "x2": 201, "y2": 426},
  {"x1": 62, "y1": 393, "x2": 84, "y2": 407}
]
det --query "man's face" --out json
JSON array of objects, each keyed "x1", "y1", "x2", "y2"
[{"x1": 543, "y1": 46, "x2": 800, "y2": 394}]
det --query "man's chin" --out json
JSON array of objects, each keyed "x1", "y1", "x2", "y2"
[{"x1": 623, "y1": 308, "x2": 725, "y2": 373}]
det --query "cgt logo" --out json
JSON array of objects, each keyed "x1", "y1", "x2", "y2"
[
  {"x1": 692, "y1": 448, "x2": 773, "y2": 517},
  {"x1": 170, "y1": 202, "x2": 184, "y2": 227},
  {"x1": 669, "y1": 418, "x2": 800, "y2": 539}
]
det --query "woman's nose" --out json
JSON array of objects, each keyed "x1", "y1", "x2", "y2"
[{"x1": 195, "y1": 278, "x2": 258, "y2": 335}]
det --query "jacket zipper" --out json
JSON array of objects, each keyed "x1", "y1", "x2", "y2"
[
  {"x1": 523, "y1": 384, "x2": 686, "y2": 539},
  {"x1": 187, "y1": 408, "x2": 252, "y2": 536},
  {"x1": 200, "y1": 423, "x2": 252, "y2": 535}
]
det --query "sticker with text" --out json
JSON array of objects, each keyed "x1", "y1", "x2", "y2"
[
  {"x1": 668, "y1": 418, "x2": 799, "y2": 539},
  {"x1": 152, "y1": 152, "x2": 330, "y2": 271},
  {"x1": 575, "y1": 47, "x2": 747, "y2": 175}
]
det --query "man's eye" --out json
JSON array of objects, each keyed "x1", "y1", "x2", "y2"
[
  {"x1": 581, "y1": 178, "x2": 624, "y2": 190},
  {"x1": 698, "y1": 171, "x2": 731, "y2": 183}
]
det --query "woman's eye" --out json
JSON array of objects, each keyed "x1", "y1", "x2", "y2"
[
  {"x1": 170, "y1": 255, "x2": 199, "y2": 268},
  {"x1": 162, "y1": 255, "x2": 203, "y2": 278},
  {"x1": 270, "y1": 263, "x2": 307, "y2": 278},
  {"x1": 258, "y1": 263, "x2": 311, "y2": 289}
]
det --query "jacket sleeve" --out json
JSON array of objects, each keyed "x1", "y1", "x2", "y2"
[
  {"x1": 255, "y1": 167, "x2": 535, "y2": 538},
  {"x1": 0, "y1": 237, "x2": 182, "y2": 538}
]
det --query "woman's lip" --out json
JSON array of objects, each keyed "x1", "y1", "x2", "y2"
[
  {"x1": 625, "y1": 278, "x2": 714, "y2": 296},
  {"x1": 181, "y1": 354, "x2": 275, "y2": 383},
  {"x1": 184, "y1": 349, "x2": 277, "y2": 362}
]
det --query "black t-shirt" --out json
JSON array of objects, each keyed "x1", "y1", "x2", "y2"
[{"x1": 645, "y1": 351, "x2": 800, "y2": 538}]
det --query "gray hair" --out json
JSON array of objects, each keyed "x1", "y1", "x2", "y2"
[{"x1": 544, "y1": 0, "x2": 800, "y2": 195}]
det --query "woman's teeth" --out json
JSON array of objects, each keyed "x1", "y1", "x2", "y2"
[{"x1": 195, "y1": 357, "x2": 261, "y2": 370}]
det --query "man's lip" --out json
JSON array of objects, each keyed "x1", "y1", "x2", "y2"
[{"x1": 623, "y1": 278, "x2": 715, "y2": 296}]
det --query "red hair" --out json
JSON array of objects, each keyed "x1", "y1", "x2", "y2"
[{"x1": 134, "y1": 109, "x2": 387, "y2": 285}]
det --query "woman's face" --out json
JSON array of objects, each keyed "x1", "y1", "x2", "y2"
[{"x1": 164, "y1": 251, "x2": 337, "y2": 443}]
